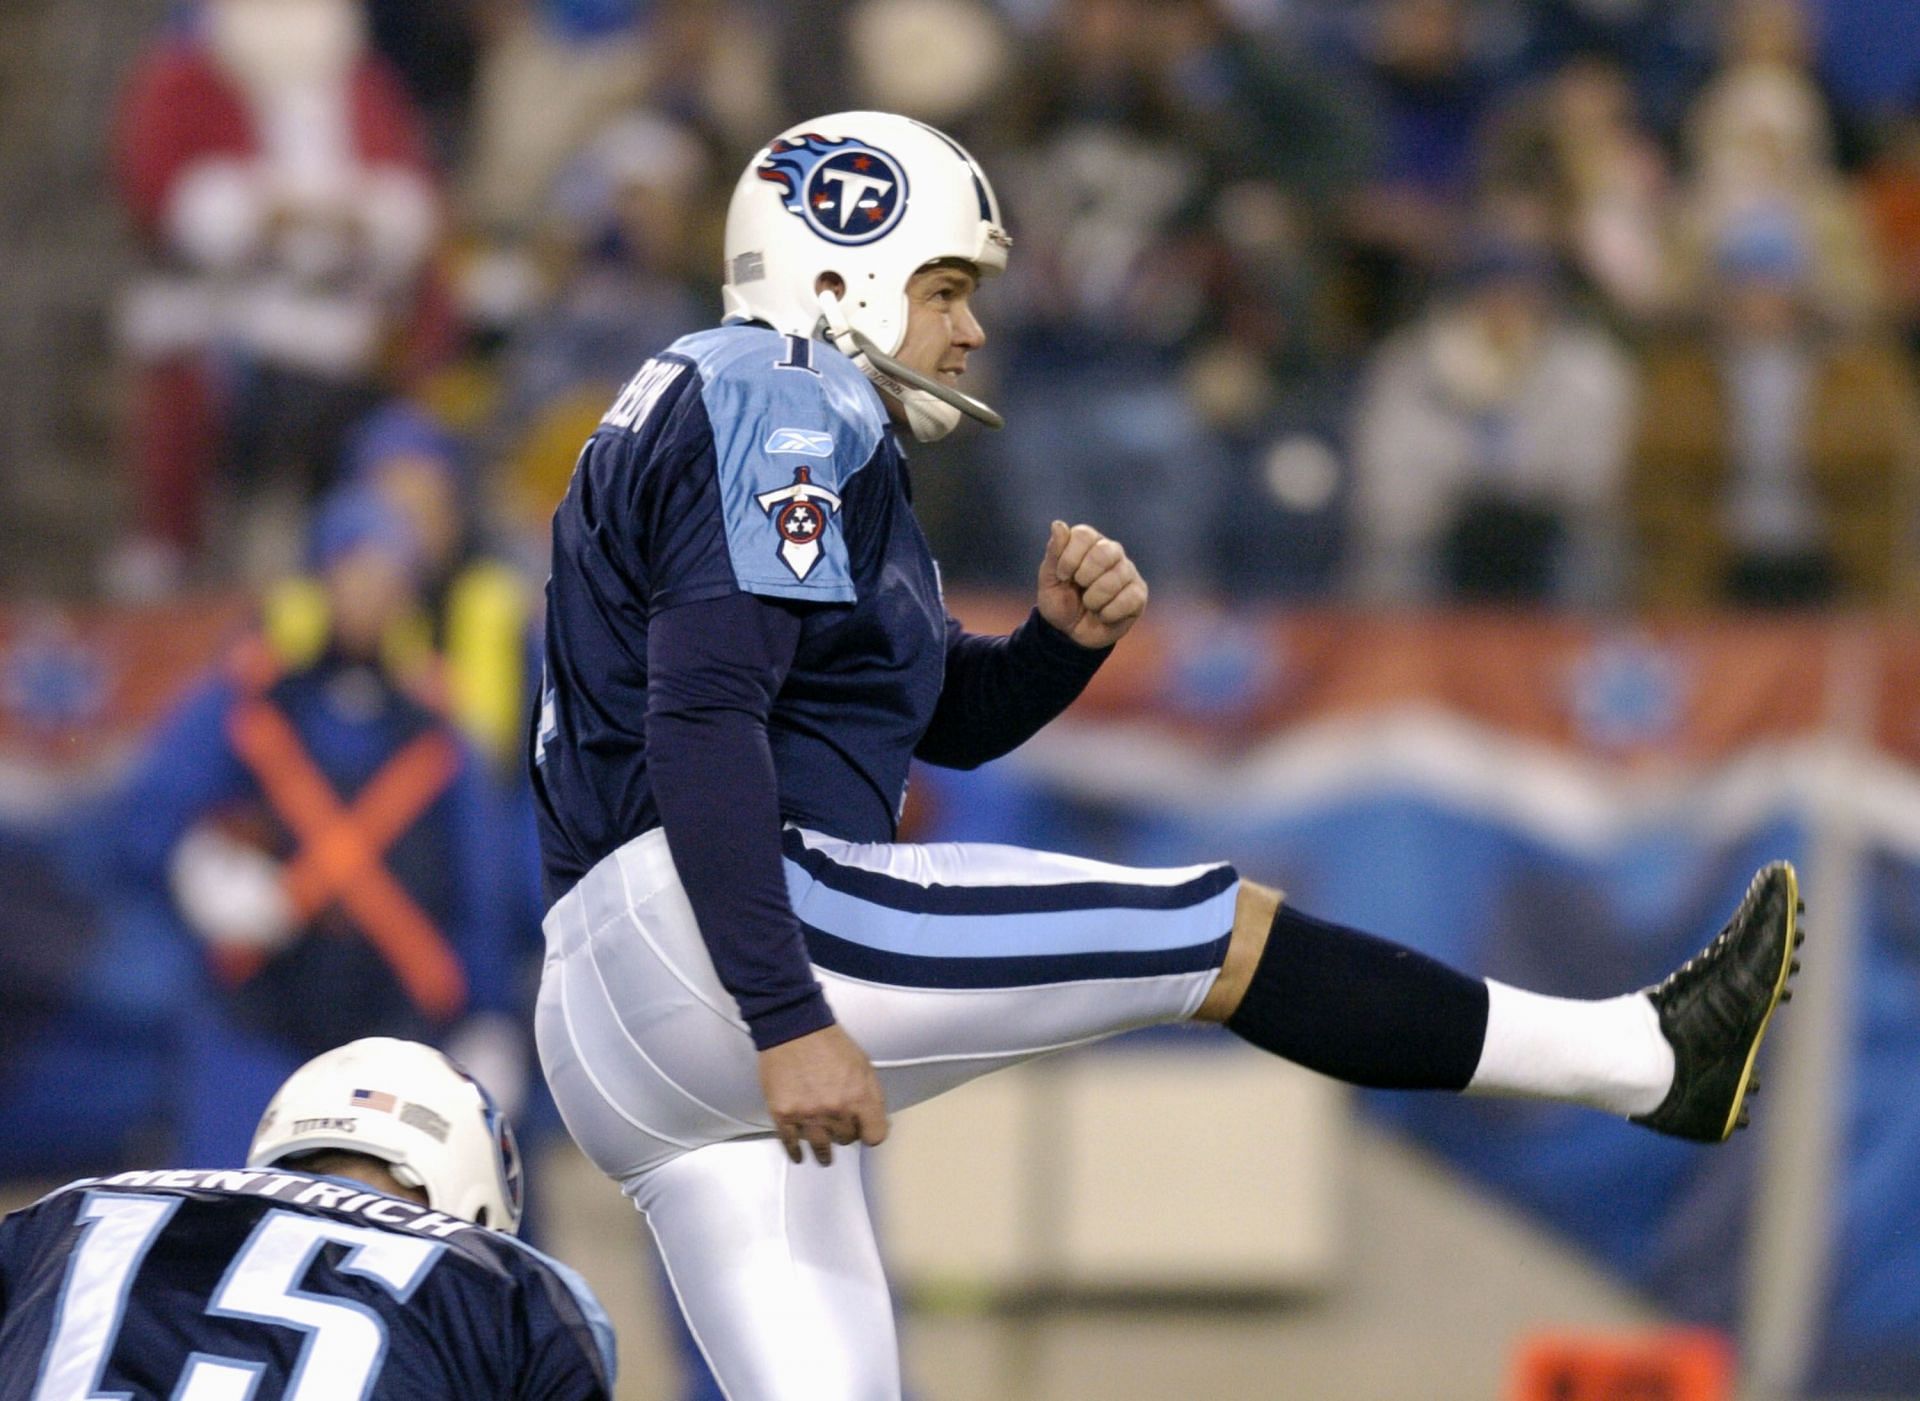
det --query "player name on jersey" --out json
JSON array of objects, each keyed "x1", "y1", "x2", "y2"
[{"x1": 66, "y1": 1169, "x2": 475, "y2": 1238}]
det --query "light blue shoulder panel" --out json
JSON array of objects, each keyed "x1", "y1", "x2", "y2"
[
  {"x1": 499, "y1": 1233, "x2": 620, "y2": 1385},
  {"x1": 668, "y1": 324, "x2": 886, "y2": 604}
]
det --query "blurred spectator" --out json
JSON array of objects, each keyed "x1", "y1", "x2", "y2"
[
  {"x1": 361, "y1": 0, "x2": 486, "y2": 166},
  {"x1": 1669, "y1": 0, "x2": 1881, "y2": 327},
  {"x1": 1184, "y1": 180, "x2": 1358, "y2": 597},
  {"x1": 488, "y1": 112, "x2": 716, "y2": 525},
  {"x1": 110, "y1": 0, "x2": 444, "y2": 597},
  {"x1": 269, "y1": 405, "x2": 547, "y2": 1117},
  {"x1": 1632, "y1": 209, "x2": 1920, "y2": 609},
  {"x1": 265, "y1": 402, "x2": 536, "y2": 776},
  {"x1": 461, "y1": 0, "x2": 653, "y2": 237},
  {"x1": 464, "y1": 0, "x2": 775, "y2": 238},
  {"x1": 643, "y1": 0, "x2": 780, "y2": 159},
  {"x1": 765, "y1": 0, "x2": 860, "y2": 129},
  {"x1": 1342, "y1": 0, "x2": 1497, "y2": 334},
  {"x1": 107, "y1": 489, "x2": 517, "y2": 1163},
  {"x1": 1121, "y1": 0, "x2": 1372, "y2": 207},
  {"x1": 1486, "y1": 55, "x2": 1674, "y2": 326},
  {"x1": 1349, "y1": 229, "x2": 1636, "y2": 606},
  {"x1": 979, "y1": 0, "x2": 1238, "y2": 591},
  {"x1": 846, "y1": 0, "x2": 1009, "y2": 131},
  {"x1": 1512, "y1": 0, "x2": 1718, "y2": 140},
  {"x1": 1005, "y1": 0, "x2": 1371, "y2": 597}
]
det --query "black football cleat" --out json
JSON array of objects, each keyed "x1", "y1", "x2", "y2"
[{"x1": 1630, "y1": 861, "x2": 1803, "y2": 1144}]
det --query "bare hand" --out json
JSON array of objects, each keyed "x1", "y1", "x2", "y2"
[
  {"x1": 1037, "y1": 521, "x2": 1148, "y2": 649},
  {"x1": 757, "y1": 1023, "x2": 888, "y2": 1166}
]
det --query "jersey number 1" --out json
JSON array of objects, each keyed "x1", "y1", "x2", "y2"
[
  {"x1": 775, "y1": 334, "x2": 819, "y2": 375},
  {"x1": 33, "y1": 1193, "x2": 444, "y2": 1401}
]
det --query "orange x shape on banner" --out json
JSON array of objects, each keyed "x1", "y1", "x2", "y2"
[{"x1": 225, "y1": 696, "x2": 467, "y2": 1021}]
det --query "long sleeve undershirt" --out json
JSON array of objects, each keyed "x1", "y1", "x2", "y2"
[
  {"x1": 915, "y1": 609, "x2": 1110, "y2": 769},
  {"x1": 647, "y1": 593, "x2": 1109, "y2": 1050},
  {"x1": 646, "y1": 593, "x2": 828, "y2": 1051}
]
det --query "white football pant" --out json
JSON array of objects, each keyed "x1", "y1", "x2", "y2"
[{"x1": 536, "y1": 826, "x2": 1238, "y2": 1399}]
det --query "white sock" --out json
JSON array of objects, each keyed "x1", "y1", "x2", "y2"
[{"x1": 1466, "y1": 979, "x2": 1675, "y2": 1117}]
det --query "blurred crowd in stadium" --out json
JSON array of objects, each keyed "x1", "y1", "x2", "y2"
[{"x1": 91, "y1": 0, "x2": 1920, "y2": 619}]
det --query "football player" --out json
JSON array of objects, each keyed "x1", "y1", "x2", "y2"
[
  {"x1": 531, "y1": 111, "x2": 1801, "y2": 1398},
  {"x1": 0, "y1": 1038, "x2": 614, "y2": 1399}
]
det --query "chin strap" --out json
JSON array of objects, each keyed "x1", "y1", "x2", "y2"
[{"x1": 815, "y1": 290, "x2": 1003, "y2": 442}]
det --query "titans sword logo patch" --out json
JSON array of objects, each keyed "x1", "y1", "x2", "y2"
[{"x1": 755, "y1": 465, "x2": 843, "y2": 581}]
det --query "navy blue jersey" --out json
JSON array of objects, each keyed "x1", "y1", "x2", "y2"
[
  {"x1": 533, "y1": 322, "x2": 1108, "y2": 1046},
  {"x1": 533, "y1": 324, "x2": 947, "y2": 897},
  {"x1": 0, "y1": 1170, "x2": 614, "y2": 1401}
]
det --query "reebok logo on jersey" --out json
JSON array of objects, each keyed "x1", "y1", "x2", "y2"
[
  {"x1": 756, "y1": 465, "x2": 843, "y2": 581},
  {"x1": 765, "y1": 427, "x2": 835, "y2": 457}
]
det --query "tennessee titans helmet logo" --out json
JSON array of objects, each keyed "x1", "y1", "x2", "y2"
[{"x1": 757, "y1": 133, "x2": 909, "y2": 246}]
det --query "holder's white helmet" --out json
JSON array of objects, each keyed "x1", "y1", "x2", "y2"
[
  {"x1": 247, "y1": 1038, "x2": 524, "y2": 1235},
  {"x1": 722, "y1": 110, "x2": 1010, "y2": 441}
]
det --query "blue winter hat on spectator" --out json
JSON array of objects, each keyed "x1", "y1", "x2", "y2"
[
  {"x1": 1713, "y1": 207, "x2": 1809, "y2": 286},
  {"x1": 309, "y1": 487, "x2": 423, "y2": 578},
  {"x1": 343, "y1": 402, "x2": 464, "y2": 489}
]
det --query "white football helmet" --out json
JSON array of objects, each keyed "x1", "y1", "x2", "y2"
[
  {"x1": 722, "y1": 110, "x2": 1010, "y2": 441},
  {"x1": 248, "y1": 1037, "x2": 524, "y2": 1235}
]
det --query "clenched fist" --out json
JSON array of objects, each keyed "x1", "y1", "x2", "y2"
[{"x1": 1038, "y1": 521, "x2": 1149, "y2": 649}]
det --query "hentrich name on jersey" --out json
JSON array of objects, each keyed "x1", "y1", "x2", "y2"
[{"x1": 757, "y1": 133, "x2": 908, "y2": 245}]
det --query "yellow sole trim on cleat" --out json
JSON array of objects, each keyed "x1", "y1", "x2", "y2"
[{"x1": 1718, "y1": 861, "x2": 1800, "y2": 1142}]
